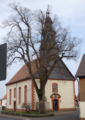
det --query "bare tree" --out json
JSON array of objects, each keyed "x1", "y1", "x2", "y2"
[{"x1": 1, "y1": 3, "x2": 81, "y2": 113}]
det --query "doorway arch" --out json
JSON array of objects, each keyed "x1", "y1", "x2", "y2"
[
  {"x1": 53, "y1": 99, "x2": 59, "y2": 111},
  {"x1": 13, "y1": 101, "x2": 16, "y2": 111}
]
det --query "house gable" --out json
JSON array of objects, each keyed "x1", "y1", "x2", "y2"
[{"x1": 34, "y1": 60, "x2": 75, "y2": 80}]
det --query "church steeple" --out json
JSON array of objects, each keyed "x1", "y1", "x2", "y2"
[
  {"x1": 45, "y1": 6, "x2": 53, "y2": 30},
  {"x1": 43, "y1": 7, "x2": 55, "y2": 42},
  {"x1": 40, "y1": 7, "x2": 56, "y2": 58}
]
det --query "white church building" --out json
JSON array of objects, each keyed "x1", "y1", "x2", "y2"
[
  {"x1": 6, "y1": 59, "x2": 76, "y2": 111},
  {"x1": 6, "y1": 13, "x2": 76, "y2": 112}
]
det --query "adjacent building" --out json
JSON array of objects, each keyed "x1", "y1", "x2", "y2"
[
  {"x1": 2, "y1": 94, "x2": 7, "y2": 107},
  {"x1": 75, "y1": 54, "x2": 85, "y2": 119},
  {"x1": 0, "y1": 99, "x2": 2, "y2": 109}
]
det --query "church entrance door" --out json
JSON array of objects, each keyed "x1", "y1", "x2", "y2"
[
  {"x1": 53, "y1": 99, "x2": 58, "y2": 111},
  {"x1": 14, "y1": 101, "x2": 16, "y2": 111}
]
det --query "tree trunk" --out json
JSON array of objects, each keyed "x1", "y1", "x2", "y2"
[{"x1": 37, "y1": 87, "x2": 46, "y2": 113}]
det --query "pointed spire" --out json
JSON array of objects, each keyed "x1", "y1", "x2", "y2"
[
  {"x1": 45, "y1": 5, "x2": 52, "y2": 24},
  {"x1": 46, "y1": 5, "x2": 50, "y2": 17}
]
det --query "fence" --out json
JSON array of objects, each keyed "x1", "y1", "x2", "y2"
[{"x1": 36, "y1": 102, "x2": 50, "y2": 112}]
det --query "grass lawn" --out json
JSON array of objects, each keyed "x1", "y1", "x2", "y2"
[
  {"x1": 2, "y1": 110, "x2": 12, "y2": 112},
  {"x1": 12, "y1": 111, "x2": 51, "y2": 115},
  {"x1": 2, "y1": 110, "x2": 51, "y2": 115}
]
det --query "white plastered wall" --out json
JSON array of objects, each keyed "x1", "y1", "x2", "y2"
[
  {"x1": 7, "y1": 79, "x2": 74, "y2": 110},
  {"x1": 7, "y1": 79, "x2": 31, "y2": 110},
  {"x1": 34, "y1": 79, "x2": 74, "y2": 110},
  {"x1": 7, "y1": 84, "x2": 16, "y2": 109},
  {"x1": 46, "y1": 80, "x2": 74, "y2": 109},
  {"x1": 17, "y1": 79, "x2": 31, "y2": 109},
  {"x1": 79, "y1": 102, "x2": 85, "y2": 118}
]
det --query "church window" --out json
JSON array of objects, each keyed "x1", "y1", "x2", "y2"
[
  {"x1": 24, "y1": 85, "x2": 27, "y2": 104},
  {"x1": 14, "y1": 88, "x2": 16, "y2": 98},
  {"x1": 52, "y1": 83, "x2": 58, "y2": 92},
  {"x1": 19, "y1": 87, "x2": 21, "y2": 104},
  {"x1": 9, "y1": 89, "x2": 12, "y2": 105}
]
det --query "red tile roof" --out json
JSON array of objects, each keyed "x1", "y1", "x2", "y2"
[
  {"x1": 2, "y1": 94, "x2": 7, "y2": 99},
  {"x1": 6, "y1": 60, "x2": 37, "y2": 85},
  {"x1": 6, "y1": 59, "x2": 75, "y2": 86}
]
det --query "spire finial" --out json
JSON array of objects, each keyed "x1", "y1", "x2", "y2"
[{"x1": 46, "y1": 4, "x2": 50, "y2": 16}]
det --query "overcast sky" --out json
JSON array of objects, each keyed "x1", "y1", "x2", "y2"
[{"x1": 0, "y1": 0, "x2": 85, "y2": 99}]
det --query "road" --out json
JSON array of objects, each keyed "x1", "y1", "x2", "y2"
[
  {"x1": 0, "y1": 116, "x2": 21, "y2": 120},
  {"x1": 33, "y1": 111, "x2": 80, "y2": 120},
  {"x1": 0, "y1": 111, "x2": 80, "y2": 120}
]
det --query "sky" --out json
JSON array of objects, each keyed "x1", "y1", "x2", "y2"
[{"x1": 0, "y1": 0, "x2": 85, "y2": 99}]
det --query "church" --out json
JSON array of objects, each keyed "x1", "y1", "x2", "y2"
[{"x1": 6, "y1": 11, "x2": 76, "y2": 112}]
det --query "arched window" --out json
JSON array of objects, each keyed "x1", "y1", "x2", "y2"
[
  {"x1": 9, "y1": 89, "x2": 12, "y2": 105},
  {"x1": 14, "y1": 88, "x2": 16, "y2": 98},
  {"x1": 19, "y1": 87, "x2": 21, "y2": 104},
  {"x1": 52, "y1": 83, "x2": 58, "y2": 92},
  {"x1": 24, "y1": 86, "x2": 27, "y2": 104}
]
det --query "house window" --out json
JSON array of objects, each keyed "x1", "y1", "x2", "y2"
[
  {"x1": 14, "y1": 88, "x2": 16, "y2": 98},
  {"x1": 9, "y1": 89, "x2": 12, "y2": 105},
  {"x1": 19, "y1": 87, "x2": 21, "y2": 104},
  {"x1": 24, "y1": 86, "x2": 27, "y2": 104},
  {"x1": 52, "y1": 83, "x2": 58, "y2": 92}
]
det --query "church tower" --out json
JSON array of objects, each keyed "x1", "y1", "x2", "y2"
[{"x1": 40, "y1": 7, "x2": 56, "y2": 59}]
